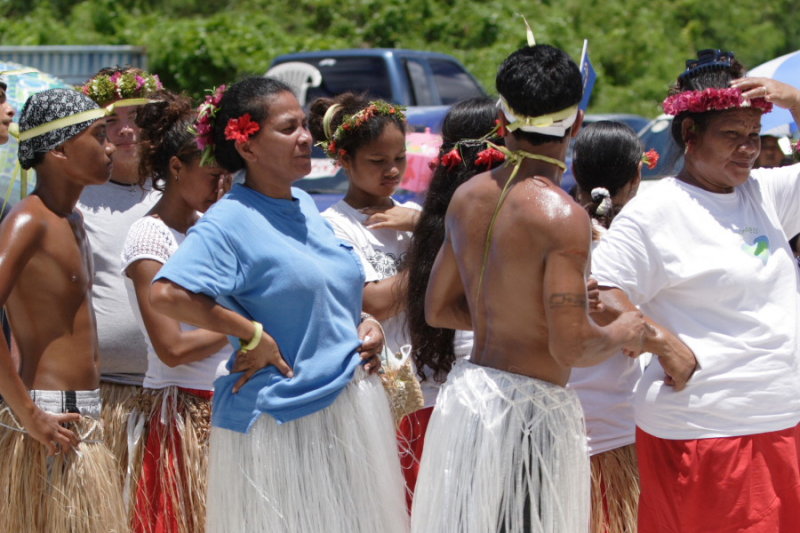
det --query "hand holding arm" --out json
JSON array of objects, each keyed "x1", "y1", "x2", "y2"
[{"x1": 598, "y1": 287, "x2": 697, "y2": 390}]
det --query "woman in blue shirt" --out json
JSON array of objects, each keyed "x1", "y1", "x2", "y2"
[{"x1": 151, "y1": 77, "x2": 408, "y2": 533}]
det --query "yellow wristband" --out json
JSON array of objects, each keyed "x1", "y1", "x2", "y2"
[{"x1": 239, "y1": 321, "x2": 263, "y2": 353}]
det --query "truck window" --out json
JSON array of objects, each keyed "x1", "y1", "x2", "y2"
[
  {"x1": 405, "y1": 58, "x2": 435, "y2": 106},
  {"x1": 429, "y1": 59, "x2": 484, "y2": 105},
  {"x1": 302, "y1": 57, "x2": 393, "y2": 103}
]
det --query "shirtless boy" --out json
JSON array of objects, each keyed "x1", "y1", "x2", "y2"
[
  {"x1": 410, "y1": 45, "x2": 647, "y2": 533},
  {"x1": 0, "y1": 88, "x2": 126, "y2": 532}
]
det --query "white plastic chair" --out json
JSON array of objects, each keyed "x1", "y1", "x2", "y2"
[{"x1": 265, "y1": 62, "x2": 322, "y2": 106}]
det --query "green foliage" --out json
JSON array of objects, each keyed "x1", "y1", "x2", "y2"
[{"x1": 1, "y1": 0, "x2": 799, "y2": 117}]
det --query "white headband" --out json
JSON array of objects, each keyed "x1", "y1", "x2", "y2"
[{"x1": 497, "y1": 96, "x2": 578, "y2": 137}]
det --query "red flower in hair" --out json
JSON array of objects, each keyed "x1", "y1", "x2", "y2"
[
  {"x1": 475, "y1": 147, "x2": 506, "y2": 168},
  {"x1": 441, "y1": 148, "x2": 463, "y2": 169},
  {"x1": 428, "y1": 157, "x2": 440, "y2": 170},
  {"x1": 642, "y1": 149, "x2": 660, "y2": 170},
  {"x1": 224, "y1": 113, "x2": 260, "y2": 143}
]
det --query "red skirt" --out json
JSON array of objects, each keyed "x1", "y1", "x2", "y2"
[
  {"x1": 397, "y1": 406, "x2": 434, "y2": 511},
  {"x1": 132, "y1": 387, "x2": 213, "y2": 533},
  {"x1": 637, "y1": 424, "x2": 800, "y2": 533}
]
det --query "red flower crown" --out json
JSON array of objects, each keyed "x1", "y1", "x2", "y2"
[{"x1": 663, "y1": 87, "x2": 773, "y2": 116}]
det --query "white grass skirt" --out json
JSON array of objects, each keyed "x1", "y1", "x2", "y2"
[
  {"x1": 411, "y1": 360, "x2": 590, "y2": 533},
  {"x1": 206, "y1": 368, "x2": 409, "y2": 533}
]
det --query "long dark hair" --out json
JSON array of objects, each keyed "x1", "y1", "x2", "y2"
[
  {"x1": 406, "y1": 97, "x2": 503, "y2": 382},
  {"x1": 572, "y1": 121, "x2": 642, "y2": 227}
]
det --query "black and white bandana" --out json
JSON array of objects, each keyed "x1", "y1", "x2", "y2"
[{"x1": 18, "y1": 88, "x2": 100, "y2": 169}]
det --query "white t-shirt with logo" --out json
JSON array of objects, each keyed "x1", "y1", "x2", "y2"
[
  {"x1": 592, "y1": 166, "x2": 800, "y2": 440},
  {"x1": 322, "y1": 199, "x2": 421, "y2": 356},
  {"x1": 121, "y1": 216, "x2": 229, "y2": 391}
]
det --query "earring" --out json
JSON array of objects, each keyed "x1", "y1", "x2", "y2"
[{"x1": 174, "y1": 174, "x2": 180, "y2": 182}]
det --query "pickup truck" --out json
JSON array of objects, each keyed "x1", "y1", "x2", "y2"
[{"x1": 268, "y1": 49, "x2": 488, "y2": 210}]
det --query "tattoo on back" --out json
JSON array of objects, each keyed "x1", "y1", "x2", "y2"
[{"x1": 548, "y1": 293, "x2": 586, "y2": 308}]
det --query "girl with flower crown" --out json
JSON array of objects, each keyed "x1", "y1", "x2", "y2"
[
  {"x1": 569, "y1": 120, "x2": 648, "y2": 533},
  {"x1": 150, "y1": 77, "x2": 407, "y2": 533},
  {"x1": 309, "y1": 93, "x2": 426, "y2": 507},
  {"x1": 120, "y1": 90, "x2": 232, "y2": 533},
  {"x1": 590, "y1": 50, "x2": 800, "y2": 532}
]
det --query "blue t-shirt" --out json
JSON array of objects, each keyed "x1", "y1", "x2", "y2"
[{"x1": 154, "y1": 184, "x2": 365, "y2": 433}]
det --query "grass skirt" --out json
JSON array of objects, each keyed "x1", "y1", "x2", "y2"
[
  {"x1": 101, "y1": 381, "x2": 141, "y2": 486},
  {"x1": 589, "y1": 444, "x2": 639, "y2": 533},
  {"x1": 206, "y1": 368, "x2": 409, "y2": 533},
  {"x1": 128, "y1": 386, "x2": 213, "y2": 533},
  {"x1": 411, "y1": 360, "x2": 590, "y2": 533},
  {"x1": 0, "y1": 390, "x2": 127, "y2": 532}
]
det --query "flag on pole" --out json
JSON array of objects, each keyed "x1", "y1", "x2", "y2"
[{"x1": 579, "y1": 40, "x2": 597, "y2": 111}]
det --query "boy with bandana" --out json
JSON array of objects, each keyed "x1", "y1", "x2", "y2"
[{"x1": 0, "y1": 88, "x2": 126, "y2": 532}]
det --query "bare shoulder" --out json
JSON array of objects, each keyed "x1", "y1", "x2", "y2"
[{"x1": 0, "y1": 196, "x2": 50, "y2": 245}]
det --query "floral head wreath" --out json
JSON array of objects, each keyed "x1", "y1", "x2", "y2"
[
  {"x1": 663, "y1": 87, "x2": 773, "y2": 116},
  {"x1": 191, "y1": 84, "x2": 262, "y2": 166},
  {"x1": 82, "y1": 70, "x2": 163, "y2": 107},
  {"x1": 663, "y1": 50, "x2": 772, "y2": 116},
  {"x1": 318, "y1": 100, "x2": 406, "y2": 160}
]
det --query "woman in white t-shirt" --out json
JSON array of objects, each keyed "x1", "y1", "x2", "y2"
[
  {"x1": 120, "y1": 92, "x2": 233, "y2": 533},
  {"x1": 309, "y1": 93, "x2": 424, "y2": 506},
  {"x1": 569, "y1": 121, "x2": 649, "y2": 533},
  {"x1": 591, "y1": 49, "x2": 800, "y2": 532}
]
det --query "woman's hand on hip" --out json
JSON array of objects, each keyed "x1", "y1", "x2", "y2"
[
  {"x1": 357, "y1": 318, "x2": 384, "y2": 374},
  {"x1": 232, "y1": 331, "x2": 293, "y2": 393}
]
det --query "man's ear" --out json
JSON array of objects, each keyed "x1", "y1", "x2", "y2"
[
  {"x1": 570, "y1": 109, "x2": 584, "y2": 139},
  {"x1": 49, "y1": 144, "x2": 69, "y2": 161},
  {"x1": 496, "y1": 111, "x2": 509, "y2": 137}
]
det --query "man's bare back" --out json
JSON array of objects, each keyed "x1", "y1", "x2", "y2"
[
  {"x1": 426, "y1": 165, "x2": 645, "y2": 386},
  {"x1": 1, "y1": 194, "x2": 99, "y2": 391}
]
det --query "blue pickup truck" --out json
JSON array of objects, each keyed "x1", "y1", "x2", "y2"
[{"x1": 268, "y1": 49, "x2": 488, "y2": 209}]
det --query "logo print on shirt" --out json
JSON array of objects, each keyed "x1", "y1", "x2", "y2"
[{"x1": 741, "y1": 235, "x2": 770, "y2": 265}]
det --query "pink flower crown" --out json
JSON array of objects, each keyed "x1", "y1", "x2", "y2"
[
  {"x1": 662, "y1": 87, "x2": 773, "y2": 116},
  {"x1": 192, "y1": 85, "x2": 227, "y2": 166},
  {"x1": 191, "y1": 86, "x2": 262, "y2": 167}
]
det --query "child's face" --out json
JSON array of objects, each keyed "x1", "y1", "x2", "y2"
[
  {"x1": 176, "y1": 159, "x2": 228, "y2": 213},
  {"x1": 63, "y1": 119, "x2": 115, "y2": 185},
  {"x1": 342, "y1": 122, "x2": 406, "y2": 203},
  {"x1": 0, "y1": 87, "x2": 15, "y2": 145}
]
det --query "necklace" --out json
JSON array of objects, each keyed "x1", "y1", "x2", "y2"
[
  {"x1": 475, "y1": 143, "x2": 567, "y2": 300},
  {"x1": 109, "y1": 179, "x2": 138, "y2": 188}
]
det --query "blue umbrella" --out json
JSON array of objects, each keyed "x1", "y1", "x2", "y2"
[
  {"x1": 747, "y1": 50, "x2": 800, "y2": 135},
  {"x1": 0, "y1": 61, "x2": 72, "y2": 209}
]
